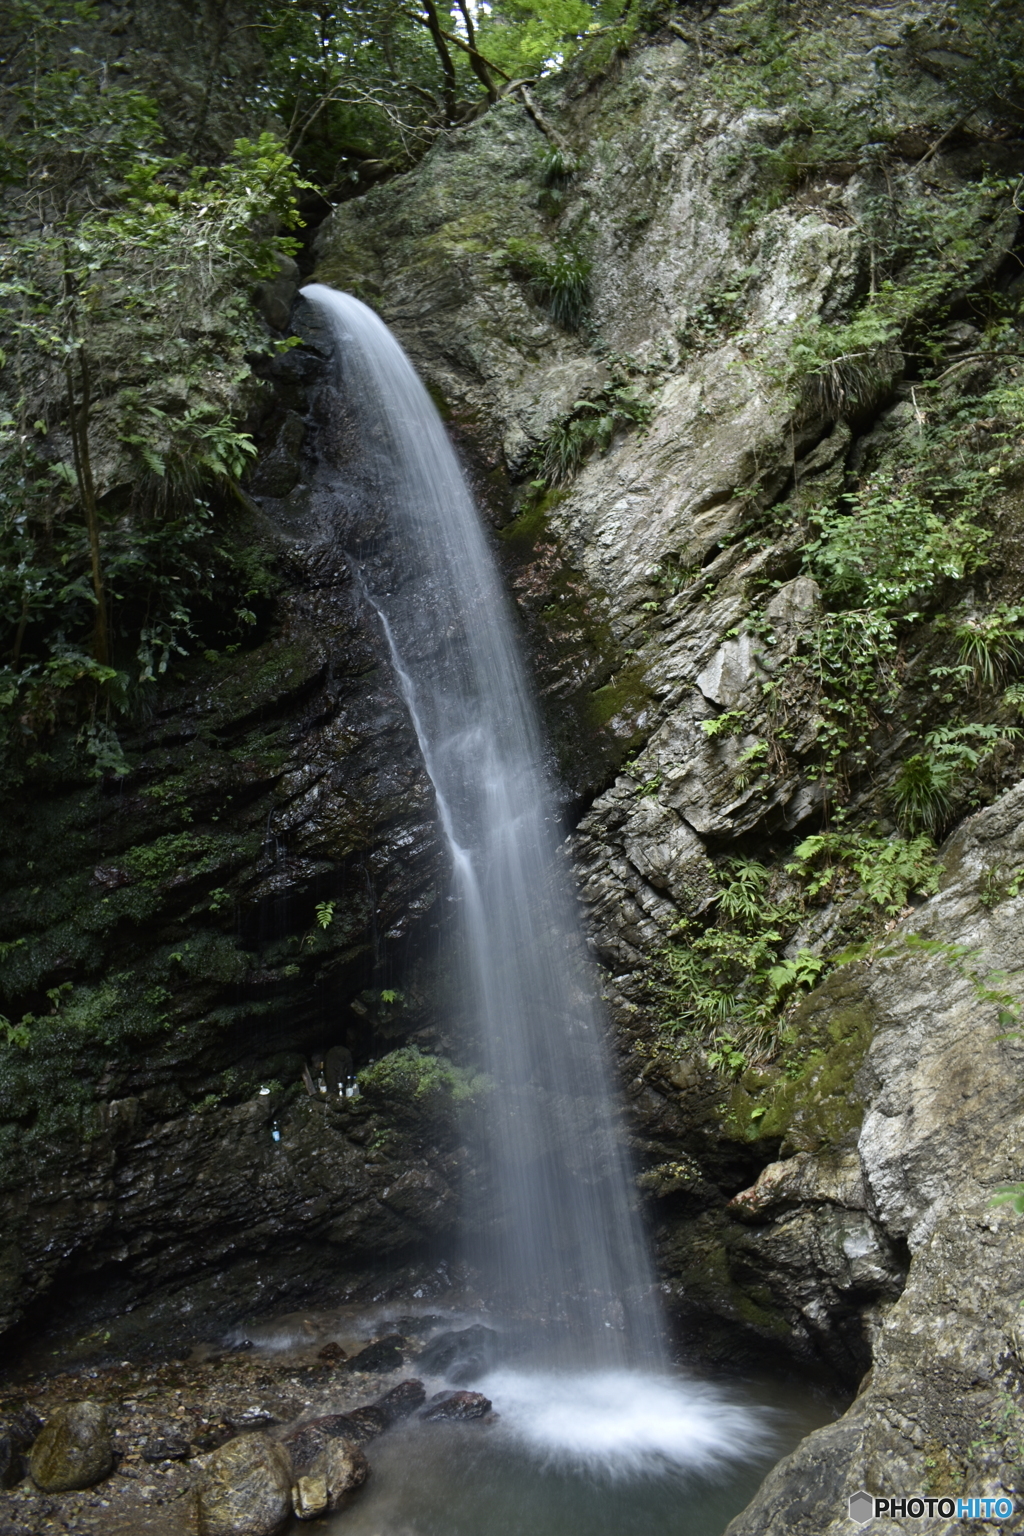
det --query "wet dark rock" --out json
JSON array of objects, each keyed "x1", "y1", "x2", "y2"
[
  {"x1": 254, "y1": 253, "x2": 301, "y2": 334},
  {"x1": 281, "y1": 1379, "x2": 424, "y2": 1474},
  {"x1": 0, "y1": 1438, "x2": 20, "y2": 1490},
  {"x1": 278, "y1": 1424, "x2": 326, "y2": 1478},
  {"x1": 392, "y1": 1314, "x2": 447, "y2": 1336},
  {"x1": 228, "y1": 1409, "x2": 280, "y2": 1432},
  {"x1": 373, "y1": 1378, "x2": 426, "y2": 1425},
  {"x1": 338, "y1": 1406, "x2": 388, "y2": 1442},
  {"x1": 290, "y1": 1436, "x2": 368, "y2": 1521},
  {"x1": 281, "y1": 1419, "x2": 344, "y2": 1476},
  {"x1": 249, "y1": 408, "x2": 306, "y2": 496},
  {"x1": 316, "y1": 1341, "x2": 346, "y2": 1364},
  {"x1": 141, "y1": 1434, "x2": 191, "y2": 1462},
  {"x1": 0, "y1": 1407, "x2": 41, "y2": 1488},
  {"x1": 422, "y1": 1390, "x2": 492, "y2": 1422},
  {"x1": 324, "y1": 1046, "x2": 354, "y2": 1096},
  {"x1": 417, "y1": 1324, "x2": 499, "y2": 1383},
  {"x1": 193, "y1": 1431, "x2": 292, "y2": 1536},
  {"x1": 347, "y1": 1333, "x2": 406, "y2": 1372},
  {"x1": 0, "y1": 300, "x2": 450, "y2": 1355},
  {"x1": 193, "y1": 1427, "x2": 236, "y2": 1453},
  {"x1": 280, "y1": 1411, "x2": 376, "y2": 1471},
  {"x1": 29, "y1": 1401, "x2": 113, "y2": 1493},
  {"x1": 291, "y1": 1472, "x2": 328, "y2": 1521}
]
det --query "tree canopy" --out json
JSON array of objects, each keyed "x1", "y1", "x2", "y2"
[
  {"x1": 257, "y1": 0, "x2": 638, "y2": 195},
  {"x1": 1, "y1": 0, "x2": 1019, "y2": 786},
  {"x1": 0, "y1": 0, "x2": 638, "y2": 785}
]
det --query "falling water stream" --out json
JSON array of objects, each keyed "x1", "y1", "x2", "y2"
[{"x1": 298, "y1": 285, "x2": 834, "y2": 1532}]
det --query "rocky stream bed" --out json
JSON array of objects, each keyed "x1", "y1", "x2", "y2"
[{"x1": 0, "y1": 1319, "x2": 502, "y2": 1536}]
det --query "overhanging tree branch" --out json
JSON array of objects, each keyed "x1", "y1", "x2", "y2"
[
  {"x1": 400, "y1": 7, "x2": 512, "y2": 84},
  {"x1": 417, "y1": 0, "x2": 458, "y2": 122},
  {"x1": 453, "y1": 0, "x2": 497, "y2": 102}
]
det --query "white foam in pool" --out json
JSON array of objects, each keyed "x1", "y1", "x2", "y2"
[{"x1": 474, "y1": 1369, "x2": 778, "y2": 1480}]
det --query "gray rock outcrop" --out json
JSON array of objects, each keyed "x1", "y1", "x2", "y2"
[
  {"x1": 4, "y1": 4, "x2": 1023, "y2": 1528},
  {"x1": 0, "y1": 1407, "x2": 41, "y2": 1490},
  {"x1": 725, "y1": 783, "x2": 1024, "y2": 1532},
  {"x1": 291, "y1": 1437, "x2": 369, "y2": 1521}
]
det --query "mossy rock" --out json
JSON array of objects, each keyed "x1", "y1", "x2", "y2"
[
  {"x1": 727, "y1": 971, "x2": 874, "y2": 1153},
  {"x1": 357, "y1": 1047, "x2": 490, "y2": 1130},
  {"x1": 30, "y1": 1402, "x2": 113, "y2": 1493},
  {"x1": 658, "y1": 1210, "x2": 792, "y2": 1338}
]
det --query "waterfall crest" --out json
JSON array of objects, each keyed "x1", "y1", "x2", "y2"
[{"x1": 302, "y1": 284, "x2": 664, "y2": 1366}]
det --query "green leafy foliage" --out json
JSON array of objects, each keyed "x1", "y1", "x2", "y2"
[
  {"x1": 892, "y1": 724, "x2": 1021, "y2": 834},
  {"x1": 1, "y1": 1015, "x2": 31, "y2": 1049},
  {"x1": 540, "y1": 145, "x2": 581, "y2": 183},
  {"x1": 978, "y1": 863, "x2": 1024, "y2": 910},
  {"x1": 478, "y1": 0, "x2": 636, "y2": 79},
  {"x1": 357, "y1": 1046, "x2": 492, "y2": 1127},
  {"x1": 0, "y1": 44, "x2": 302, "y2": 783},
  {"x1": 788, "y1": 305, "x2": 903, "y2": 415},
  {"x1": 660, "y1": 827, "x2": 947, "y2": 1062},
  {"x1": 778, "y1": 458, "x2": 999, "y2": 797},
  {"x1": 950, "y1": 604, "x2": 1024, "y2": 691},
  {"x1": 257, "y1": 0, "x2": 632, "y2": 193},
  {"x1": 700, "y1": 709, "x2": 747, "y2": 739},
  {"x1": 806, "y1": 477, "x2": 990, "y2": 614},
  {"x1": 734, "y1": 739, "x2": 768, "y2": 789},
  {"x1": 891, "y1": 751, "x2": 955, "y2": 835},
  {"x1": 705, "y1": 1033, "x2": 748, "y2": 1074},
  {"x1": 930, "y1": 0, "x2": 1024, "y2": 125},
  {"x1": 991, "y1": 1185, "x2": 1024, "y2": 1216},
  {"x1": 781, "y1": 169, "x2": 1019, "y2": 407},
  {"x1": 660, "y1": 859, "x2": 815, "y2": 1054},
  {"x1": 121, "y1": 832, "x2": 222, "y2": 888},
  {"x1": 786, "y1": 832, "x2": 940, "y2": 915}
]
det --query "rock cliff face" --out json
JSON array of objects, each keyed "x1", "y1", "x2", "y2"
[
  {"x1": 3, "y1": 1, "x2": 1024, "y2": 1523},
  {"x1": 726, "y1": 785, "x2": 1024, "y2": 1533},
  {"x1": 309, "y1": 2, "x2": 1024, "y2": 1517},
  {"x1": 0, "y1": 325, "x2": 463, "y2": 1350}
]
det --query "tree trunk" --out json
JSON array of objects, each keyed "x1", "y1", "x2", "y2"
[
  {"x1": 454, "y1": 0, "x2": 497, "y2": 103},
  {"x1": 65, "y1": 352, "x2": 110, "y2": 668},
  {"x1": 420, "y1": 0, "x2": 459, "y2": 124}
]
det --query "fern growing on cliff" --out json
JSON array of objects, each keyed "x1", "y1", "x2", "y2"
[
  {"x1": 891, "y1": 724, "x2": 1021, "y2": 834},
  {"x1": 535, "y1": 380, "x2": 654, "y2": 484},
  {"x1": 503, "y1": 237, "x2": 592, "y2": 330}
]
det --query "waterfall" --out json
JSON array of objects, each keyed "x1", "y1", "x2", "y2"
[{"x1": 302, "y1": 284, "x2": 664, "y2": 1367}]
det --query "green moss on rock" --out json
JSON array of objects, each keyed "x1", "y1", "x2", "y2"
[
  {"x1": 358, "y1": 1046, "x2": 490, "y2": 1118},
  {"x1": 728, "y1": 972, "x2": 874, "y2": 1153}
]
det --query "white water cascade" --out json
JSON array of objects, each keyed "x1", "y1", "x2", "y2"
[{"x1": 302, "y1": 283, "x2": 664, "y2": 1366}]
